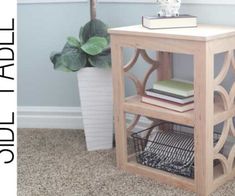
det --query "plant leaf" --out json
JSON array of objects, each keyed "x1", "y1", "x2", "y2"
[
  {"x1": 88, "y1": 50, "x2": 111, "y2": 68},
  {"x1": 67, "y1": 36, "x2": 80, "y2": 48},
  {"x1": 79, "y1": 26, "x2": 84, "y2": 44},
  {"x1": 81, "y1": 37, "x2": 108, "y2": 56},
  {"x1": 62, "y1": 42, "x2": 76, "y2": 53},
  {"x1": 50, "y1": 45, "x2": 87, "y2": 72},
  {"x1": 50, "y1": 52, "x2": 72, "y2": 72},
  {"x1": 80, "y1": 19, "x2": 109, "y2": 43},
  {"x1": 61, "y1": 48, "x2": 87, "y2": 71}
]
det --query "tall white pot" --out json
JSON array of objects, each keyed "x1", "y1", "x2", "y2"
[{"x1": 77, "y1": 67, "x2": 113, "y2": 151}]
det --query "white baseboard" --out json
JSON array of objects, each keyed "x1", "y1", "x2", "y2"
[
  {"x1": 17, "y1": 106, "x2": 83, "y2": 129},
  {"x1": 17, "y1": 106, "x2": 151, "y2": 129}
]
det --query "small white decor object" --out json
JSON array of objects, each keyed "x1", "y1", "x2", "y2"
[
  {"x1": 77, "y1": 67, "x2": 113, "y2": 151},
  {"x1": 157, "y1": 0, "x2": 181, "y2": 17}
]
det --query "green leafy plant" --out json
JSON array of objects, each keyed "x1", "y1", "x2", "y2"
[{"x1": 50, "y1": 1, "x2": 111, "y2": 72}]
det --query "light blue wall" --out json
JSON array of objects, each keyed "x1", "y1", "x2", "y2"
[
  {"x1": 18, "y1": 2, "x2": 235, "y2": 107},
  {"x1": 18, "y1": 2, "x2": 89, "y2": 106}
]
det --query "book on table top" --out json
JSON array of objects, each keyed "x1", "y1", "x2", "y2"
[
  {"x1": 145, "y1": 88, "x2": 194, "y2": 104},
  {"x1": 153, "y1": 79, "x2": 194, "y2": 97},
  {"x1": 142, "y1": 15, "x2": 197, "y2": 29},
  {"x1": 142, "y1": 95, "x2": 194, "y2": 113}
]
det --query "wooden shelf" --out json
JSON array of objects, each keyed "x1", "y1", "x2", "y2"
[
  {"x1": 124, "y1": 95, "x2": 235, "y2": 127},
  {"x1": 125, "y1": 160, "x2": 195, "y2": 192},
  {"x1": 126, "y1": 156, "x2": 235, "y2": 193},
  {"x1": 124, "y1": 95, "x2": 194, "y2": 126}
]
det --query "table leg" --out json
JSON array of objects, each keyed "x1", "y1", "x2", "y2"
[
  {"x1": 194, "y1": 43, "x2": 214, "y2": 196},
  {"x1": 158, "y1": 51, "x2": 173, "y2": 81},
  {"x1": 111, "y1": 37, "x2": 128, "y2": 169}
]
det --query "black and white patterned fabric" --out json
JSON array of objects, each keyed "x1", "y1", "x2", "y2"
[{"x1": 138, "y1": 129, "x2": 194, "y2": 178}]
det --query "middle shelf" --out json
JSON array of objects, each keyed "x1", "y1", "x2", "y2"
[{"x1": 124, "y1": 95, "x2": 234, "y2": 127}]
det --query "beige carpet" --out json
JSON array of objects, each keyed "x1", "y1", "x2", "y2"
[{"x1": 18, "y1": 129, "x2": 235, "y2": 196}]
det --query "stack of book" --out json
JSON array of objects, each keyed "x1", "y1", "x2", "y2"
[
  {"x1": 142, "y1": 79, "x2": 194, "y2": 112},
  {"x1": 142, "y1": 15, "x2": 197, "y2": 29}
]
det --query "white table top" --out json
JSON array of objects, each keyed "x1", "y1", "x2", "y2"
[{"x1": 108, "y1": 24, "x2": 235, "y2": 41}]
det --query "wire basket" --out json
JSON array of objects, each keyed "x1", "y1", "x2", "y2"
[{"x1": 131, "y1": 122, "x2": 220, "y2": 179}]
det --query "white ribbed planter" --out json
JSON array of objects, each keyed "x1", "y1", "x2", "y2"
[{"x1": 77, "y1": 67, "x2": 113, "y2": 151}]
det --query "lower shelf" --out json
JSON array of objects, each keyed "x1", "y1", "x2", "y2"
[
  {"x1": 125, "y1": 156, "x2": 235, "y2": 194},
  {"x1": 125, "y1": 159, "x2": 235, "y2": 194},
  {"x1": 122, "y1": 97, "x2": 235, "y2": 193},
  {"x1": 125, "y1": 160, "x2": 195, "y2": 192}
]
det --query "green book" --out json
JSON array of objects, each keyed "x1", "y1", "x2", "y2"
[{"x1": 153, "y1": 79, "x2": 194, "y2": 97}]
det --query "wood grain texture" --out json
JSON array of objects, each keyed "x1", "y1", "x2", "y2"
[
  {"x1": 109, "y1": 34, "x2": 202, "y2": 55},
  {"x1": 158, "y1": 52, "x2": 173, "y2": 81},
  {"x1": 108, "y1": 24, "x2": 235, "y2": 41},
  {"x1": 193, "y1": 42, "x2": 214, "y2": 196},
  {"x1": 212, "y1": 47, "x2": 235, "y2": 193},
  {"x1": 126, "y1": 161, "x2": 195, "y2": 192},
  {"x1": 111, "y1": 37, "x2": 128, "y2": 169},
  {"x1": 124, "y1": 95, "x2": 194, "y2": 126}
]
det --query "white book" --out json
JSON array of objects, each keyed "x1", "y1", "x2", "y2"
[{"x1": 142, "y1": 15, "x2": 197, "y2": 29}]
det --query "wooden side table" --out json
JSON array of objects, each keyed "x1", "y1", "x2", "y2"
[{"x1": 108, "y1": 24, "x2": 235, "y2": 196}]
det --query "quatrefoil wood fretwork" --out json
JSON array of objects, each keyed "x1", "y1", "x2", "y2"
[
  {"x1": 213, "y1": 49, "x2": 235, "y2": 180},
  {"x1": 123, "y1": 49, "x2": 160, "y2": 96}
]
